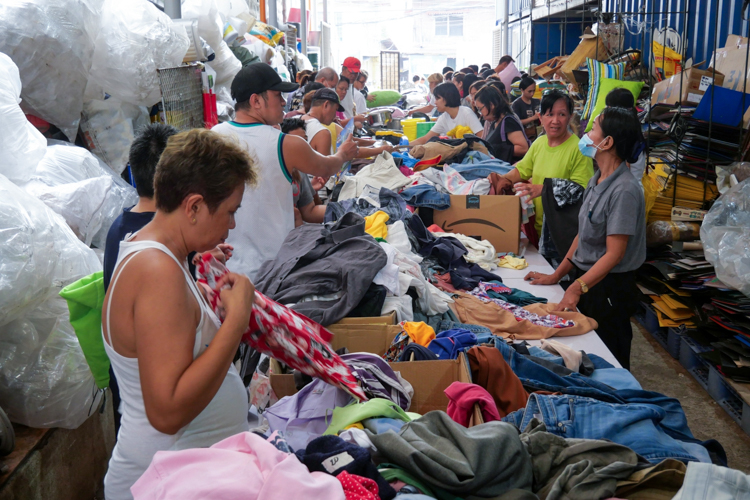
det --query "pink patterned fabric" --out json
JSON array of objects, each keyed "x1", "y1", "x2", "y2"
[{"x1": 195, "y1": 254, "x2": 367, "y2": 401}]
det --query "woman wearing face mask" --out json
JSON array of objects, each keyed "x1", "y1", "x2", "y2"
[
  {"x1": 410, "y1": 82, "x2": 483, "y2": 146},
  {"x1": 524, "y1": 107, "x2": 646, "y2": 370},
  {"x1": 493, "y1": 90, "x2": 594, "y2": 236},
  {"x1": 474, "y1": 85, "x2": 529, "y2": 163}
]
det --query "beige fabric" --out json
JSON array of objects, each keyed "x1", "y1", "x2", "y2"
[{"x1": 452, "y1": 293, "x2": 598, "y2": 340}]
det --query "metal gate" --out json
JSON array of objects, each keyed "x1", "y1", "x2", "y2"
[{"x1": 380, "y1": 51, "x2": 400, "y2": 92}]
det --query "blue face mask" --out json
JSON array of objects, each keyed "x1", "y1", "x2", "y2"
[{"x1": 578, "y1": 134, "x2": 602, "y2": 159}]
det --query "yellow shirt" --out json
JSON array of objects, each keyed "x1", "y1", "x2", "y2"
[
  {"x1": 324, "y1": 123, "x2": 338, "y2": 153},
  {"x1": 515, "y1": 134, "x2": 594, "y2": 233}
]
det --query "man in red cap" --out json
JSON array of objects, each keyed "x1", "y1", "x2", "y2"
[{"x1": 340, "y1": 57, "x2": 362, "y2": 121}]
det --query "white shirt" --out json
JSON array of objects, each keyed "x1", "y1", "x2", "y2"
[
  {"x1": 212, "y1": 122, "x2": 295, "y2": 281},
  {"x1": 430, "y1": 106, "x2": 483, "y2": 136},
  {"x1": 353, "y1": 89, "x2": 367, "y2": 116},
  {"x1": 342, "y1": 87, "x2": 355, "y2": 118}
]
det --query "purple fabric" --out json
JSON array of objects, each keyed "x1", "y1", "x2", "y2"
[
  {"x1": 342, "y1": 353, "x2": 412, "y2": 411},
  {"x1": 265, "y1": 378, "x2": 353, "y2": 452}
]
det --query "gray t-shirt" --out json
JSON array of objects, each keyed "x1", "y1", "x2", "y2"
[
  {"x1": 572, "y1": 163, "x2": 646, "y2": 273},
  {"x1": 293, "y1": 173, "x2": 315, "y2": 208}
]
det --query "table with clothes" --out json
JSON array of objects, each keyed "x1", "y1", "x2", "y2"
[
  {"x1": 130, "y1": 342, "x2": 729, "y2": 500},
  {"x1": 125, "y1": 141, "x2": 743, "y2": 500}
]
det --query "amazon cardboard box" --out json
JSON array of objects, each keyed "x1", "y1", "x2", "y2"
[
  {"x1": 433, "y1": 195, "x2": 521, "y2": 254},
  {"x1": 269, "y1": 354, "x2": 481, "y2": 421}
]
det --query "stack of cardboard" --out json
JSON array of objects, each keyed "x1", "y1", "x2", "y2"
[{"x1": 644, "y1": 164, "x2": 718, "y2": 223}]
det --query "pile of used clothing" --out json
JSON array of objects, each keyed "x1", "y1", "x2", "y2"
[{"x1": 132, "y1": 341, "x2": 728, "y2": 500}]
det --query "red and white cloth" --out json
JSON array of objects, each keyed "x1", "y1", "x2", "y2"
[
  {"x1": 195, "y1": 254, "x2": 367, "y2": 401},
  {"x1": 335, "y1": 471, "x2": 379, "y2": 500}
]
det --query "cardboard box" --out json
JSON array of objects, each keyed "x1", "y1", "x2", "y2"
[
  {"x1": 651, "y1": 67, "x2": 725, "y2": 105},
  {"x1": 270, "y1": 355, "x2": 477, "y2": 418},
  {"x1": 433, "y1": 195, "x2": 521, "y2": 254},
  {"x1": 331, "y1": 311, "x2": 397, "y2": 327},
  {"x1": 327, "y1": 324, "x2": 403, "y2": 356},
  {"x1": 711, "y1": 43, "x2": 750, "y2": 93}
]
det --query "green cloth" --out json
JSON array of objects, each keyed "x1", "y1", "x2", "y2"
[
  {"x1": 229, "y1": 45, "x2": 260, "y2": 67},
  {"x1": 515, "y1": 134, "x2": 594, "y2": 234},
  {"x1": 366, "y1": 90, "x2": 402, "y2": 108},
  {"x1": 585, "y1": 78, "x2": 645, "y2": 132},
  {"x1": 324, "y1": 398, "x2": 411, "y2": 436},
  {"x1": 59, "y1": 272, "x2": 109, "y2": 389},
  {"x1": 378, "y1": 464, "x2": 439, "y2": 498}
]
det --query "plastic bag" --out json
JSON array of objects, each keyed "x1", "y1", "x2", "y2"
[
  {"x1": 0, "y1": 174, "x2": 101, "y2": 328},
  {"x1": 21, "y1": 142, "x2": 139, "y2": 248},
  {"x1": 182, "y1": 0, "x2": 241, "y2": 88},
  {"x1": 700, "y1": 178, "x2": 750, "y2": 297},
  {"x1": 716, "y1": 162, "x2": 750, "y2": 194},
  {"x1": 89, "y1": 0, "x2": 189, "y2": 107},
  {"x1": 80, "y1": 98, "x2": 150, "y2": 174},
  {"x1": 0, "y1": 53, "x2": 46, "y2": 184},
  {"x1": 646, "y1": 221, "x2": 701, "y2": 247},
  {"x1": 0, "y1": 295, "x2": 101, "y2": 429},
  {"x1": 0, "y1": 0, "x2": 101, "y2": 141}
]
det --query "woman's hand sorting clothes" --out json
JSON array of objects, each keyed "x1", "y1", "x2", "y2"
[
  {"x1": 488, "y1": 173, "x2": 513, "y2": 194},
  {"x1": 514, "y1": 182, "x2": 543, "y2": 199},
  {"x1": 217, "y1": 273, "x2": 255, "y2": 333},
  {"x1": 194, "y1": 244, "x2": 234, "y2": 266},
  {"x1": 553, "y1": 285, "x2": 582, "y2": 314},
  {"x1": 524, "y1": 271, "x2": 558, "y2": 286}
]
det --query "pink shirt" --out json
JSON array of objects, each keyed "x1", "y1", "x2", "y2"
[{"x1": 131, "y1": 432, "x2": 346, "y2": 500}]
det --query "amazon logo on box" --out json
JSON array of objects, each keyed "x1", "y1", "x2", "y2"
[{"x1": 433, "y1": 195, "x2": 521, "y2": 254}]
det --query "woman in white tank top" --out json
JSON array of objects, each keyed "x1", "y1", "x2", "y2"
[{"x1": 101, "y1": 129, "x2": 258, "y2": 500}]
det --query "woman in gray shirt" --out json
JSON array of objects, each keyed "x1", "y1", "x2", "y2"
[{"x1": 524, "y1": 107, "x2": 646, "y2": 369}]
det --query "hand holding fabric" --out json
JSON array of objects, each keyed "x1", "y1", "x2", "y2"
[
  {"x1": 514, "y1": 182, "x2": 542, "y2": 199},
  {"x1": 339, "y1": 135, "x2": 359, "y2": 161},
  {"x1": 217, "y1": 272, "x2": 255, "y2": 331}
]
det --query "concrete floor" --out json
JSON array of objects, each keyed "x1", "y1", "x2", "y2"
[{"x1": 630, "y1": 320, "x2": 750, "y2": 473}]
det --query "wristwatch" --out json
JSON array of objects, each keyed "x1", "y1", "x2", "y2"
[{"x1": 576, "y1": 279, "x2": 589, "y2": 294}]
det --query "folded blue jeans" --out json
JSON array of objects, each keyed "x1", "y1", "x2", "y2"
[
  {"x1": 503, "y1": 394, "x2": 712, "y2": 464},
  {"x1": 400, "y1": 184, "x2": 451, "y2": 210}
]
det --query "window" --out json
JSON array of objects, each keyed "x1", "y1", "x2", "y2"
[
  {"x1": 435, "y1": 15, "x2": 447, "y2": 36},
  {"x1": 435, "y1": 14, "x2": 463, "y2": 37},
  {"x1": 449, "y1": 14, "x2": 463, "y2": 37}
]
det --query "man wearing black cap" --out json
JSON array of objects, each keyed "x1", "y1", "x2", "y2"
[
  {"x1": 212, "y1": 63, "x2": 358, "y2": 281},
  {"x1": 302, "y1": 88, "x2": 393, "y2": 157}
]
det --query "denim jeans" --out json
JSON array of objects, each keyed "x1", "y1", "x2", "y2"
[
  {"x1": 399, "y1": 184, "x2": 451, "y2": 210},
  {"x1": 449, "y1": 162, "x2": 514, "y2": 181},
  {"x1": 491, "y1": 339, "x2": 701, "y2": 445},
  {"x1": 326, "y1": 187, "x2": 410, "y2": 222},
  {"x1": 436, "y1": 320, "x2": 495, "y2": 344},
  {"x1": 589, "y1": 368, "x2": 642, "y2": 391},
  {"x1": 503, "y1": 394, "x2": 712, "y2": 464},
  {"x1": 527, "y1": 346, "x2": 565, "y2": 366}
]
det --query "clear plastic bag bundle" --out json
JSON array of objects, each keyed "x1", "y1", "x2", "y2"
[
  {"x1": 0, "y1": 296, "x2": 101, "y2": 429},
  {"x1": 80, "y1": 98, "x2": 150, "y2": 174},
  {"x1": 21, "y1": 142, "x2": 139, "y2": 248},
  {"x1": 89, "y1": 0, "x2": 189, "y2": 107},
  {"x1": 182, "y1": 0, "x2": 241, "y2": 87},
  {"x1": 0, "y1": 174, "x2": 102, "y2": 327},
  {"x1": 0, "y1": 0, "x2": 101, "y2": 141},
  {"x1": 0, "y1": 53, "x2": 46, "y2": 184},
  {"x1": 701, "y1": 178, "x2": 750, "y2": 297}
]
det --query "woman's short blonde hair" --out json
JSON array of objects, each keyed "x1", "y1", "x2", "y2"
[{"x1": 427, "y1": 73, "x2": 444, "y2": 85}]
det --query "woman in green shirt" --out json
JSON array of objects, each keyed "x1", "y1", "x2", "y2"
[{"x1": 494, "y1": 90, "x2": 594, "y2": 236}]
